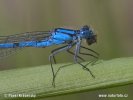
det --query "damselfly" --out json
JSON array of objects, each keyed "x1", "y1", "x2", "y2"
[{"x1": 0, "y1": 25, "x2": 99, "y2": 87}]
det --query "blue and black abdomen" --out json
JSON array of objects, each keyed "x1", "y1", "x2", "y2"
[{"x1": 0, "y1": 28, "x2": 76, "y2": 48}]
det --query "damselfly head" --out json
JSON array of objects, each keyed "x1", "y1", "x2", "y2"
[
  {"x1": 80, "y1": 25, "x2": 97, "y2": 45},
  {"x1": 86, "y1": 34, "x2": 97, "y2": 45}
]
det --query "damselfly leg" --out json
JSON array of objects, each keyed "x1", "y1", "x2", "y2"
[
  {"x1": 73, "y1": 40, "x2": 96, "y2": 78},
  {"x1": 79, "y1": 46, "x2": 99, "y2": 66},
  {"x1": 49, "y1": 45, "x2": 72, "y2": 87},
  {"x1": 49, "y1": 44, "x2": 86, "y2": 87},
  {"x1": 50, "y1": 46, "x2": 67, "y2": 64}
]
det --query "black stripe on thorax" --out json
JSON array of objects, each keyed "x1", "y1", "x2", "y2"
[{"x1": 55, "y1": 30, "x2": 79, "y2": 37}]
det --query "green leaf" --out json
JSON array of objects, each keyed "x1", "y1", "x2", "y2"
[{"x1": 0, "y1": 57, "x2": 133, "y2": 99}]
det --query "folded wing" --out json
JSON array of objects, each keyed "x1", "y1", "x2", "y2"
[{"x1": 0, "y1": 31, "x2": 51, "y2": 59}]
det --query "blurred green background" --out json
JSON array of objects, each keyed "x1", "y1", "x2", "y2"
[{"x1": 0, "y1": 0, "x2": 133, "y2": 100}]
